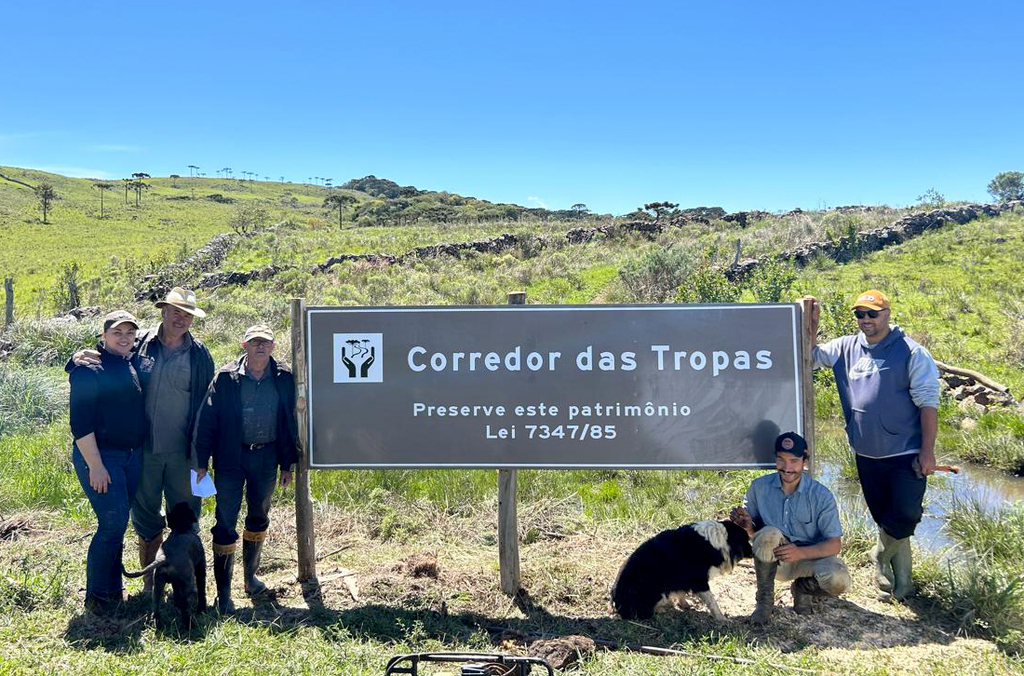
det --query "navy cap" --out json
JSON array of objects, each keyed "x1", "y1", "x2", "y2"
[{"x1": 775, "y1": 432, "x2": 808, "y2": 458}]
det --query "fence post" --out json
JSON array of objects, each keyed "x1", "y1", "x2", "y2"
[
  {"x1": 291, "y1": 298, "x2": 318, "y2": 583},
  {"x1": 498, "y1": 291, "x2": 526, "y2": 595},
  {"x1": 800, "y1": 298, "x2": 817, "y2": 477},
  {"x1": 4, "y1": 277, "x2": 12, "y2": 329}
]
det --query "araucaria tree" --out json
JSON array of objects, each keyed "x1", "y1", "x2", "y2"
[
  {"x1": 571, "y1": 203, "x2": 589, "y2": 219},
  {"x1": 94, "y1": 182, "x2": 114, "y2": 218},
  {"x1": 36, "y1": 183, "x2": 57, "y2": 223},
  {"x1": 130, "y1": 172, "x2": 150, "y2": 207},
  {"x1": 643, "y1": 201, "x2": 678, "y2": 222},
  {"x1": 988, "y1": 171, "x2": 1024, "y2": 203},
  {"x1": 323, "y1": 194, "x2": 358, "y2": 228}
]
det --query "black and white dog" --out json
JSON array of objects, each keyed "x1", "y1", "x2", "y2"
[{"x1": 611, "y1": 519, "x2": 753, "y2": 620}]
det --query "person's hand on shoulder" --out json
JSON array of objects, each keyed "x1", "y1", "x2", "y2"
[{"x1": 74, "y1": 348, "x2": 102, "y2": 366}]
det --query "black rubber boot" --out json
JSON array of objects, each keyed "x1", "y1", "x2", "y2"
[
  {"x1": 791, "y1": 577, "x2": 821, "y2": 615},
  {"x1": 213, "y1": 551, "x2": 235, "y2": 614},
  {"x1": 750, "y1": 558, "x2": 778, "y2": 625},
  {"x1": 243, "y1": 538, "x2": 267, "y2": 596}
]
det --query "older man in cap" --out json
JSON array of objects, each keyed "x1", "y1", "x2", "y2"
[
  {"x1": 801, "y1": 289, "x2": 940, "y2": 602},
  {"x1": 71, "y1": 287, "x2": 215, "y2": 592},
  {"x1": 193, "y1": 324, "x2": 298, "y2": 613},
  {"x1": 731, "y1": 432, "x2": 850, "y2": 624}
]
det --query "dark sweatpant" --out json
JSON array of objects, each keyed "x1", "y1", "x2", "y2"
[
  {"x1": 855, "y1": 452, "x2": 926, "y2": 539},
  {"x1": 211, "y1": 446, "x2": 279, "y2": 545}
]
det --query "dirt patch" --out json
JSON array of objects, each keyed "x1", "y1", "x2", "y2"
[
  {"x1": 397, "y1": 552, "x2": 439, "y2": 579},
  {"x1": 0, "y1": 515, "x2": 33, "y2": 541},
  {"x1": 528, "y1": 634, "x2": 596, "y2": 669}
]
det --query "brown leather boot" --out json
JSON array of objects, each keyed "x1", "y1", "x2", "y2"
[{"x1": 138, "y1": 533, "x2": 163, "y2": 593}]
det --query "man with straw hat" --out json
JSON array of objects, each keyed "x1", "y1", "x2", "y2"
[{"x1": 71, "y1": 287, "x2": 215, "y2": 593}]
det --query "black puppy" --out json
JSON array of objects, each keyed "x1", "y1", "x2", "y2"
[
  {"x1": 611, "y1": 519, "x2": 753, "y2": 621},
  {"x1": 123, "y1": 502, "x2": 207, "y2": 628}
]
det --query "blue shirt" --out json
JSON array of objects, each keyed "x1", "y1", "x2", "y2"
[{"x1": 744, "y1": 472, "x2": 842, "y2": 546}]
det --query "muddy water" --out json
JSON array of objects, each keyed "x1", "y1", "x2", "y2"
[{"x1": 819, "y1": 458, "x2": 1024, "y2": 553}]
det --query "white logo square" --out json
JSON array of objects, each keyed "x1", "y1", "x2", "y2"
[{"x1": 333, "y1": 333, "x2": 383, "y2": 383}]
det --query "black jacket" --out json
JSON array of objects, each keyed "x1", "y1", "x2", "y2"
[
  {"x1": 193, "y1": 356, "x2": 299, "y2": 472},
  {"x1": 65, "y1": 327, "x2": 214, "y2": 459},
  {"x1": 134, "y1": 328, "x2": 214, "y2": 458},
  {"x1": 69, "y1": 343, "x2": 146, "y2": 451}
]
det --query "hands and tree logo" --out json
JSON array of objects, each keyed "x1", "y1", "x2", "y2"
[{"x1": 333, "y1": 333, "x2": 383, "y2": 383}]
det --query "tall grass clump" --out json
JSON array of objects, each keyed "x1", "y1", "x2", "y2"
[
  {"x1": 952, "y1": 410, "x2": 1024, "y2": 475},
  {"x1": 0, "y1": 422, "x2": 85, "y2": 516},
  {"x1": 0, "y1": 366, "x2": 68, "y2": 436},
  {"x1": 8, "y1": 317, "x2": 101, "y2": 367},
  {"x1": 918, "y1": 498, "x2": 1024, "y2": 653}
]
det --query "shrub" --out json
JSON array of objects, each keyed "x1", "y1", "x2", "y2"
[
  {"x1": 675, "y1": 264, "x2": 741, "y2": 303},
  {"x1": 746, "y1": 257, "x2": 797, "y2": 303},
  {"x1": 618, "y1": 246, "x2": 692, "y2": 303},
  {"x1": 230, "y1": 200, "x2": 272, "y2": 236}
]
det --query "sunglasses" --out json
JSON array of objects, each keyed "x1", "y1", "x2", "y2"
[{"x1": 853, "y1": 309, "x2": 883, "y2": 319}]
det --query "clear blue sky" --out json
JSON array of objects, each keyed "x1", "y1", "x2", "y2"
[{"x1": 2, "y1": 1, "x2": 1021, "y2": 214}]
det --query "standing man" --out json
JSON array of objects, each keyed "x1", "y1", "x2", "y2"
[
  {"x1": 803, "y1": 289, "x2": 940, "y2": 601},
  {"x1": 193, "y1": 324, "x2": 297, "y2": 613},
  {"x1": 731, "y1": 432, "x2": 850, "y2": 624},
  {"x1": 71, "y1": 287, "x2": 215, "y2": 592}
]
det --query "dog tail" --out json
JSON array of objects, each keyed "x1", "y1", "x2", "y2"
[{"x1": 121, "y1": 557, "x2": 166, "y2": 579}]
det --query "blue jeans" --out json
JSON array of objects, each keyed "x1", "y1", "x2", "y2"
[
  {"x1": 72, "y1": 444, "x2": 142, "y2": 603},
  {"x1": 211, "y1": 446, "x2": 279, "y2": 545}
]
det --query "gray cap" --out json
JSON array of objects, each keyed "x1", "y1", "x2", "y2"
[
  {"x1": 243, "y1": 324, "x2": 274, "y2": 342},
  {"x1": 103, "y1": 310, "x2": 140, "y2": 331}
]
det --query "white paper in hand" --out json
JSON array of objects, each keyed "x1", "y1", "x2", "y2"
[{"x1": 190, "y1": 469, "x2": 217, "y2": 498}]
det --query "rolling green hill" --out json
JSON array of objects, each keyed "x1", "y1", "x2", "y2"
[{"x1": 3, "y1": 167, "x2": 1024, "y2": 672}]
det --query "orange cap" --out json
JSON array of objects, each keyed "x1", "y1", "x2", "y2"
[{"x1": 852, "y1": 289, "x2": 890, "y2": 311}]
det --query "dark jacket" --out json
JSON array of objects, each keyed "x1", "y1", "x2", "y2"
[
  {"x1": 193, "y1": 356, "x2": 299, "y2": 473},
  {"x1": 134, "y1": 328, "x2": 214, "y2": 458},
  {"x1": 65, "y1": 327, "x2": 215, "y2": 458},
  {"x1": 69, "y1": 343, "x2": 146, "y2": 451}
]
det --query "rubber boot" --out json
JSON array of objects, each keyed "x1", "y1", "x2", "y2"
[
  {"x1": 139, "y1": 533, "x2": 163, "y2": 593},
  {"x1": 869, "y1": 530, "x2": 897, "y2": 596},
  {"x1": 243, "y1": 538, "x2": 267, "y2": 596},
  {"x1": 750, "y1": 558, "x2": 778, "y2": 625},
  {"x1": 890, "y1": 536, "x2": 916, "y2": 601},
  {"x1": 791, "y1": 577, "x2": 821, "y2": 616},
  {"x1": 213, "y1": 551, "x2": 235, "y2": 614}
]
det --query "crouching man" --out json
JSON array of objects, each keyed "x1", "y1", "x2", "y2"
[
  {"x1": 730, "y1": 432, "x2": 851, "y2": 623},
  {"x1": 193, "y1": 325, "x2": 298, "y2": 613}
]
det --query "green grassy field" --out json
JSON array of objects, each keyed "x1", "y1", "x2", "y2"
[{"x1": 2, "y1": 168, "x2": 1024, "y2": 674}]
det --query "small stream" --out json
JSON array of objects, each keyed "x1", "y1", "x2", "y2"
[{"x1": 818, "y1": 458, "x2": 1024, "y2": 553}]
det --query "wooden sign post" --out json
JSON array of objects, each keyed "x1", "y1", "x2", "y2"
[
  {"x1": 498, "y1": 291, "x2": 526, "y2": 595},
  {"x1": 4, "y1": 277, "x2": 13, "y2": 330},
  {"x1": 291, "y1": 298, "x2": 318, "y2": 583},
  {"x1": 800, "y1": 297, "x2": 817, "y2": 476}
]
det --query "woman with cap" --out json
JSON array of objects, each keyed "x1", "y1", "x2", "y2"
[{"x1": 69, "y1": 310, "x2": 148, "y2": 613}]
